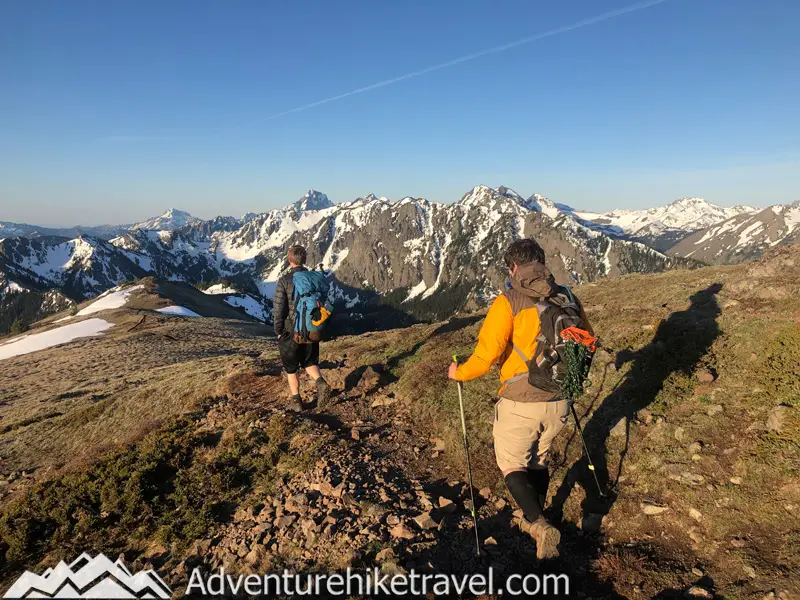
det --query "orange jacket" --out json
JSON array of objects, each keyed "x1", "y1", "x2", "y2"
[{"x1": 454, "y1": 262, "x2": 591, "y2": 402}]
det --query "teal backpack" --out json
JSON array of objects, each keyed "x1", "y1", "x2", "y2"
[{"x1": 292, "y1": 269, "x2": 334, "y2": 343}]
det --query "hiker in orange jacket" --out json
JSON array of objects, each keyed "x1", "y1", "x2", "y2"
[{"x1": 447, "y1": 238, "x2": 592, "y2": 559}]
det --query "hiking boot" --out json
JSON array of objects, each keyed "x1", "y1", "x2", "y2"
[
  {"x1": 316, "y1": 378, "x2": 330, "y2": 408},
  {"x1": 287, "y1": 395, "x2": 303, "y2": 412},
  {"x1": 518, "y1": 516, "x2": 561, "y2": 559}
]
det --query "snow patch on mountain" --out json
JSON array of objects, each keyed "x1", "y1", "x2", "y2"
[
  {"x1": 156, "y1": 305, "x2": 201, "y2": 317},
  {"x1": 0, "y1": 318, "x2": 114, "y2": 360},
  {"x1": 204, "y1": 283, "x2": 239, "y2": 295},
  {"x1": 57, "y1": 285, "x2": 144, "y2": 322},
  {"x1": 224, "y1": 294, "x2": 270, "y2": 322}
]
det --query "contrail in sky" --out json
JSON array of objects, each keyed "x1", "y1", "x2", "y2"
[{"x1": 102, "y1": 0, "x2": 675, "y2": 141}]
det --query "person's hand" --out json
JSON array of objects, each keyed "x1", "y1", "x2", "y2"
[{"x1": 448, "y1": 361, "x2": 459, "y2": 380}]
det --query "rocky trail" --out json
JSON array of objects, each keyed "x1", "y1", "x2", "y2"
[{"x1": 157, "y1": 355, "x2": 633, "y2": 599}]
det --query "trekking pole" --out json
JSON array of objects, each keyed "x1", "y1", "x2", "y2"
[
  {"x1": 453, "y1": 355, "x2": 482, "y2": 557},
  {"x1": 569, "y1": 400, "x2": 605, "y2": 497}
]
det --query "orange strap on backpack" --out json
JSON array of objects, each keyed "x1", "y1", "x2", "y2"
[{"x1": 560, "y1": 326, "x2": 598, "y2": 352}]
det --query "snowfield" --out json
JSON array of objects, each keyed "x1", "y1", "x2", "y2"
[
  {"x1": 0, "y1": 318, "x2": 114, "y2": 361},
  {"x1": 156, "y1": 305, "x2": 202, "y2": 317},
  {"x1": 204, "y1": 283, "x2": 239, "y2": 295},
  {"x1": 56, "y1": 285, "x2": 143, "y2": 322},
  {"x1": 224, "y1": 295, "x2": 270, "y2": 322},
  {"x1": 76, "y1": 285, "x2": 143, "y2": 316}
]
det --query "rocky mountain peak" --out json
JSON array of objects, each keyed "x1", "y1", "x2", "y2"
[
  {"x1": 458, "y1": 185, "x2": 526, "y2": 209},
  {"x1": 295, "y1": 190, "x2": 334, "y2": 212},
  {"x1": 132, "y1": 208, "x2": 197, "y2": 231},
  {"x1": 667, "y1": 197, "x2": 714, "y2": 208}
]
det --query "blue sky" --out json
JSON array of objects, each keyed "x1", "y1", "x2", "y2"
[{"x1": 1, "y1": 0, "x2": 798, "y2": 226}]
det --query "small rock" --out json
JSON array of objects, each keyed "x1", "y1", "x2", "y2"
[
  {"x1": 430, "y1": 438, "x2": 446, "y2": 452},
  {"x1": 688, "y1": 529, "x2": 703, "y2": 544},
  {"x1": 245, "y1": 545, "x2": 267, "y2": 566},
  {"x1": 730, "y1": 477, "x2": 743, "y2": 485},
  {"x1": 191, "y1": 539, "x2": 212, "y2": 557},
  {"x1": 413, "y1": 512, "x2": 438, "y2": 530},
  {"x1": 373, "y1": 396, "x2": 398, "y2": 408},
  {"x1": 275, "y1": 514, "x2": 296, "y2": 529},
  {"x1": 438, "y1": 497, "x2": 456, "y2": 513},
  {"x1": 375, "y1": 548, "x2": 395, "y2": 563},
  {"x1": 695, "y1": 369, "x2": 716, "y2": 383},
  {"x1": 674, "y1": 427, "x2": 686, "y2": 442},
  {"x1": 691, "y1": 567, "x2": 704, "y2": 577},
  {"x1": 686, "y1": 586, "x2": 713, "y2": 599},
  {"x1": 386, "y1": 515, "x2": 400, "y2": 526},
  {"x1": 767, "y1": 406, "x2": 788, "y2": 433},
  {"x1": 696, "y1": 369, "x2": 715, "y2": 383},
  {"x1": 641, "y1": 502, "x2": 670, "y2": 515},
  {"x1": 688, "y1": 441, "x2": 703, "y2": 454},
  {"x1": 707, "y1": 405, "x2": 724, "y2": 417},
  {"x1": 483, "y1": 536, "x2": 500, "y2": 554},
  {"x1": 390, "y1": 523, "x2": 415, "y2": 540},
  {"x1": 494, "y1": 498, "x2": 507, "y2": 510},
  {"x1": 286, "y1": 493, "x2": 309, "y2": 514},
  {"x1": 688, "y1": 508, "x2": 702, "y2": 522},
  {"x1": 478, "y1": 487, "x2": 492, "y2": 500},
  {"x1": 682, "y1": 472, "x2": 706, "y2": 485},
  {"x1": 743, "y1": 565, "x2": 756, "y2": 579},
  {"x1": 610, "y1": 417, "x2": 627, "y2": 438}
]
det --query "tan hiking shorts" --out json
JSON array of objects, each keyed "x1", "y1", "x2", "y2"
[{"x1": 493, "y1": 397, "x2": 571, "y2": 473}]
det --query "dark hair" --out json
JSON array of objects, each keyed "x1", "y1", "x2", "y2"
[
  {"x1": 504, "y1": 238, "x2": 545, "y2": 269},
  {"x1": 288, "y1": 245, "x2": 307, "y2": 266}
]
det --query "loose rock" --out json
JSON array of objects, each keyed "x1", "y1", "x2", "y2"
[
  {"x1": 696, "y1": 369, "x2": 715, "y2": 383},
  {"x1": 610, "y1": 418, "x2": 627, "y2": 438},
  {"x1": 686, "y1": 586, "x2": 713, "y2": 599},
  {"x1": 390, "y1": 523, "x2": 415, "y2": 540},
  {"x1": 413, "y1": 512, "x2": 438, "y2": 531},
  {"x1": 641, "y1": 502, "x2": 670, "y2": 515},
  {"x1": 767, "y1": 406, "x2": 788, "y2": 433}
]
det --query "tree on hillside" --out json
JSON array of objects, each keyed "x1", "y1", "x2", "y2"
[{"x1": 10, "y1": 318, "x2": 28, "y2": 335}]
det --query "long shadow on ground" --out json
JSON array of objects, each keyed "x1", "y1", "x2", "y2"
[
  {"x1": 401, "y1": 283, "x2": 723, "y2": 598},
  {"x1": 551, "y1": 282, "x2": 723, "y2": 521}
]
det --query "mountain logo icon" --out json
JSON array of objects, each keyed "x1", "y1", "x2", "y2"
[{"x1": 3, "y1": 552, "x2": 172, "y2": 598}]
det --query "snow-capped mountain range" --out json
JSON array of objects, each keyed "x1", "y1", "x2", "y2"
[
  {"x1": 574, "y1": 197, "x2": 759, "y2": 251},
  {"x1": 669, "y1": 201, "x2": 800, "y2": 264},
  {"x1": 2, "y1": 187, "x2": 796, "y2": 327}
]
